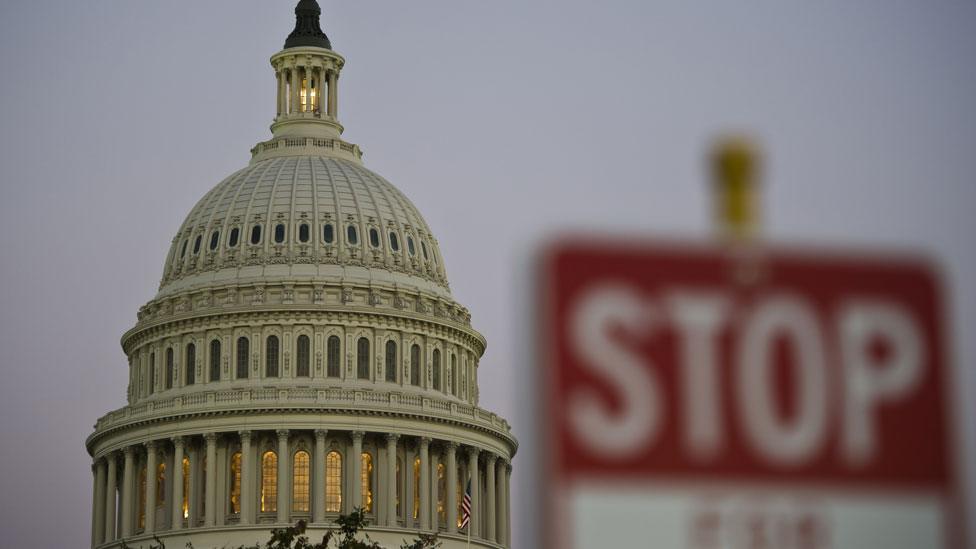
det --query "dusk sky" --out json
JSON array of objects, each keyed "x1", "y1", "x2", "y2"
[{"x1": 1, "y1": 1, "x2": 975, "y2": 547}]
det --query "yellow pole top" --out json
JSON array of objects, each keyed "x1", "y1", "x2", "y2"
[{"x1": 710, "y1": 134, "x2": 761, "y2": 241}]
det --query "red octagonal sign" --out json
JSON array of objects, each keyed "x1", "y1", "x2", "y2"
[{"x1": 540, "y1": 238, "x2": 964, "y2": 549}]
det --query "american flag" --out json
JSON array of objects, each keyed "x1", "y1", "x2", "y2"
[{"x1": 460, "y1": 478, "x2": 472, "y2": 529}]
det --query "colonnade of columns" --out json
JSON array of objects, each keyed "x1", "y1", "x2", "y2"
[
  {"x1": 275, "y1": 62, "x2": 337, "y2": 118},
  {"x1": 91, "y1": 429, "x2": 511, "y2": 548}
]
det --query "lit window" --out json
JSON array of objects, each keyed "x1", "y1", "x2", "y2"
[
  {"x1": 327, "y1": 336, "x2": 340, "y2": 378},
  {"x1": 323, "y1": 224, "x2": 334, "y2": 244},
  {"x1": 361, "y1": 452, "x2": 374, "y2": 512},
  {"x1": 230, "y1": 452, "x2": 242, "y2": 514},
  {"x1": 369, "y1": 228, "x2": 380, "y2": 248},
  {"x1": 228, "y1": 227, "x2": 240, "y2": 248},
  {"x1": 412, "y1": 457, "x2": 421, "y2": 519},
  {"x1": 296, "y1": 335, "x2": 310, "y2": 377},
  {"x1": 261, "y1": 451, "x2": 278, "y2": 512},
  {"x1": 209, "y1": 340, "x2": 221, "y2": 382},
  {"x1": 250, "y1": 225, "x2": 262, "y2": 245},
  {"x1": 209, "y1": 231, "x2": 220, "y2": 251},
  {"x1": 326, "y1": 451, "x2": 342, "y2": 512},
  {"x1": 293, "y1": 450, "x2": 310, "y2": 512},
  {"x1": 432, "y1": 349, "x2": 441, "y2": 391},
  {"x1": 389, "y1": 232, "x2": 400, "y2": 252},
  {"x1": 357, "y1": 337, "x2": 370, "y2": 380},
  {"x1": 185, "y1": 343, "x2": 196, "y2": 385},
  {"x1": 437, "y1": 462, "x2": 446, "y2": 524},
  {"x1": 299, "y1": 224, "x2": 310, "y2": 243},
  {"x1": 385, "y1": 340, "x2": 397, "y2": 383},
  {"x1": 193, "y1": 235, "x2": 202, "y2": 254},
  {"x1": 156, "y1": 462, "x2": 166, "y2": 507},
  {"x1": 236, "y1": 337, "x2": 249, "y2": 379},
  {"x1": 410, "y1": 344, "x2": 421, "y2": 387},
  {"x1": 266, "y1": 335, "x2": 280, "y2": 377},
  {"x1": 165, "y1": 348, "x2": 174, "y2": 390},
  {"x1": 182, "y1": 457, "x2": 190, "y2": 519},
  {"x1": 274, "y1": 223, "x2": 286, "y2": 244},
  {"x1": 347, "y1": 225, "x2": 358, "y2": 245}
]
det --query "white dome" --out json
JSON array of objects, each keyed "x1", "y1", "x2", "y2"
[{"x1": 158, "y1": 154, "x2": 451, "y2": 300}]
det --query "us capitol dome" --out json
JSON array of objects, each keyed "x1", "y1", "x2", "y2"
[{"x1": 86, "y1": 2, "x2": 515, "y2": 547}]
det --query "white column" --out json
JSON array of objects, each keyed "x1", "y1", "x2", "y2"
[
  {"x1": 204, "y1": 434, "x2": 217, "y2": 527},
  {"x1": 313, "y1": 430, "x2": 327, "y2": 523},
  {"x1": 504, "y1": 463, "x2": 512, "y2": 547},
  {"x1": 104, "y1": 453, "x2": 118, "y2": 541},
  {"x1": 485, "y1": 454, "x2": 497, "y2": 542},
  {"x1": 277, "y1": 430, "x2": 290, "y2": 524},
  {"x1": 144, "y1": 443, "x2": 157, "y2": 533},
  {"x1": 239, "y1": 431, "x2": 252, "y2": 524},
  {"x1": 276, "y1": 69, "x2": 285, "y2": 116},
  {"x1": 445, "y1": 442, "x2": 458, "y2": 534},
  {"x1": 316, "y1": 66, "x2": 326, "y2": 114},
  {"x1": 171, "y1": 437, "x2": 185, "y2": 530},
  {"x1": 418, "y1": 437, "x2": 430, "y2": 530},
  {"x1": 385, "y1": 433, "x2": 398, "y2": 526},
  {"x1": 350, "y1": 431, "x2": 364, "y2": 513},
  {"x1": 327, "y1": 70, "x2": 337, "y2": 118},
  {"x1": 120, "y1": 447, "x2": 134, "y2": 537},
  {"x1": 495, "y1": 459, "x2": 506, "y2": 545},
  {"x1": 290, "y1": 65, "x2": 300, "y2": 115},
  {"x1": 466, "y1": 447, "x2": 480, "y2": 538},
  {"x1": 93, "y1": 458, "x2": 107, "y2": 546}
]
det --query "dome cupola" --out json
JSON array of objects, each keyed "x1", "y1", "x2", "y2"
[{"x1": 284, "y1": 0, "x2": 333, "y2": 50}]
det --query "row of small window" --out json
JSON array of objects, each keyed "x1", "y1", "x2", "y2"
[
  {"x1": 176, "y1": 224, "x2": 434, "y2": 261},
  {"x1": 143, "y1": 337, "x2": 461, "y2": 394},
  {"x1": 137, "y1": 446, "x2": 470, "y2": 526}
]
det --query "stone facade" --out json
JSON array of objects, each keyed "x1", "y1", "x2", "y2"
[{"x1": 86, "y1": 3, "x2": 515, "y2": 548}]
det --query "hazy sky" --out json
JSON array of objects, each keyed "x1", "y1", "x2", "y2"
[{"x1": 1, "y1": 1, "x2": 975, "y2": 547}]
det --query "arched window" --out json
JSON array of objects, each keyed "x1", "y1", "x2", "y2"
[
  {"x1": 293, "y1": 450, "x2": 310, "y2": 512},
  {"x1": 261, "y1": 450, "x2": 278, "y2": 512},
  {"x1": 385, "y1": 340, "x2": 397, "y2": 382},
  {"x1": 326, "y1": 451, "x2": 342, "y2": 512},
  {"x1": 193, "y1": 235, "x2": 202, "y2": 254},
  {"x1": 296, "y1": 335, "x2": 310, "y2": 377},
  {"x1": 361, "y1": 452, "x2": 374, "y2": 513},
  {"x1": 209, "y1": 230, "x2": 220, "y2": 251},
  {"x1": 357, "y1": 337, "x2": 370, "y2": 380},
  {"x1": 410, "y1": 344, "x2": 421, "y2": 387},
  {"x1": 236, "y1": 337, "x2": 249, "y2": 379},
  {"x1": 250, "y1": 225, "x2": 262, "y2": 245},
  {"x1": 437, "y1": 462, "x2": 446, "y2": 524},
  {"x1": 274, "y1": 223, "x2": 286, "y2": 244},
  {"x1": 266, "y1": 335, "x2": 280, "y2": 377},
  {"x1": 298, "y1": 224, "x2": 310, "y2": 243},
  {"x1": 185, "y1": 343, "x2": 196, "y2": 386},
  {"x1": 327, "y1": 336, "x2": 340, "y2": 378},
  {"x1": 347, "y1": 225, "x2": 358, "y2": 245},
  {"x1": 156, "y1": 461, "x2": 166, "y2": 507},
  {"x1": 209, "y1": 340, "x2": 221, "y2": 382},
  {"x1": 182, "y1": 456, "x2": 190, "y2": 519},
  {"x1": 412, "y1": 457, "x2": 421, "y2": 519},
  {"x1": 407, "y1": 236, "x2": 416, "y2": 256},
  {"x1": 165, "y1": 348, "x2": 174, "y2": 390},
  {"x1": 432, "y1": 349, "x2": 441, "y2": 391},
  {"x1": 138, "y1": 465, "x2": 147, "y2": 529},
  {"x1": 323, "y1": 224, "x2": 334, "y2": 244},
  {"x1": 180, "y1": 239, "x2": 188, "y2": 258},
  {"x1": 421, "y1": 241, "x2": 429, "y2": 261},
  {"x1": 451, "y1": 354, "x2": 458, "y2": 396},
  {"x1": 230, "y1": 451, "x2": 242, "y2": 514},
  {"x1": 148, "y1": 352, "x2": 156, "y2": 395},
  {"x1": 389, "y1": 232, "x2": 400, "y2": 252},
  {"x1": 396, "y1": 457, "x2": 403, "y2": 517},
  {"x1": 369, "y1": 228, "x2": 380, "y2": 248},
  {"x1": 228, "y1": 227, "x2": 240, "y2": 248}
]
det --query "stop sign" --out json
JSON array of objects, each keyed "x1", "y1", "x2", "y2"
[{"x1": 540, "y1": 238, "x2": 964, "y2": 549}]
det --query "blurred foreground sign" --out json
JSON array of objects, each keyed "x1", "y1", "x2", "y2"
[{"x1": 540, "y1": 239, "x2": 963, "y2": 549}]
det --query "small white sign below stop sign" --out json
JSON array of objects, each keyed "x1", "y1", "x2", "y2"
[{"x1": 540, "y1": 239, "x2": 964, "y2": 549}]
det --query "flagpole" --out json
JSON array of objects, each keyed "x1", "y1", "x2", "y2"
[{"x1": 467, "y1": 522, "x2": 471, "y2": 549}]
